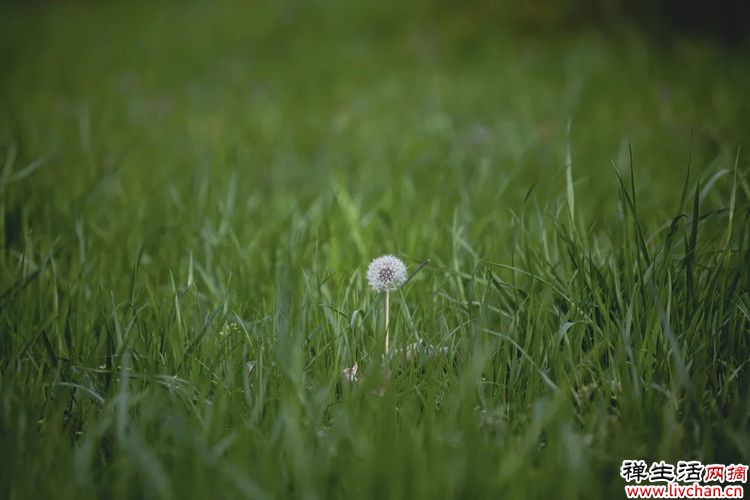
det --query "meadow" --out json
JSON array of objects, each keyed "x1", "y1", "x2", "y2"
[{"x1": 1, "y1": 2, "x2": 749, "y2": 498}]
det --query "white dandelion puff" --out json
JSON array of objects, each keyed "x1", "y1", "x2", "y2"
[
  {"x1": 366, "y1": 254, "x2": 408, "y2": 356},
  {"x1": 367, "y1": 255, "x2": 407, "y2": 292}
]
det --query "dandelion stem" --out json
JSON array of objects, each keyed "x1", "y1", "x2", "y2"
[{"x1": 385, "y1": 290, "x2": 390, "y2": 355}]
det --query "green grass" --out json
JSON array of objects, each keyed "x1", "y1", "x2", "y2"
[{"x1": 1, "y1": 1, "x2": 749, "y2": 498}]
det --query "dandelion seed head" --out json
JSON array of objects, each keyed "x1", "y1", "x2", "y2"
[{"x1": 367, "y1": 255, "x2": 407, "y2": 292}]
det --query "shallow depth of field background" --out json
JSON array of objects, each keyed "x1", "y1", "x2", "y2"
[{"x1": 1, "y1": 1, "x2": 749, "y2": 498}]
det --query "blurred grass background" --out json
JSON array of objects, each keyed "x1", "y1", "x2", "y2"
[{"x1": 1, "y1": 1, "x2": 749, "y2": 499}]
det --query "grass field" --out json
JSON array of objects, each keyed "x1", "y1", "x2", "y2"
[{"x1": 1, "y1": 1, "x2": 749, "y2": 498}]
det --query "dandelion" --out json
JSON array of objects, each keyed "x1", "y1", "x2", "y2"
[
  {"x1": 367, "y1": 255, "x2": 408, "y2": 355},
  {"x1": 367, "y1": 255, "x2": 408, "y2": 293}
]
